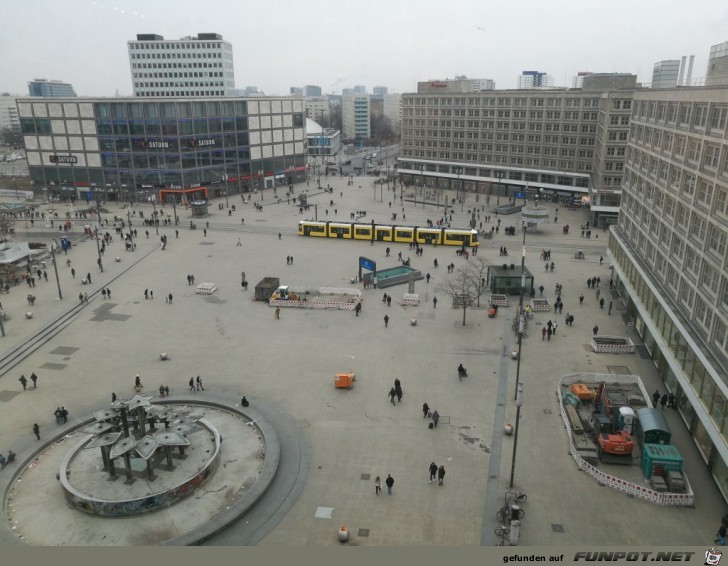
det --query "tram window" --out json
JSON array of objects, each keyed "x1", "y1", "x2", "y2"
[
  {"x1": 396, "y1": 230, "x2": 412, "y2": 238},
  {"x1": 355, "y1": 228, "x2": 370, "y2": 236}
]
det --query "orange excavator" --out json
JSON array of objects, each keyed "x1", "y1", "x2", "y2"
[{"x1": 591, "y1": 382, "x2": 635, "y2": 463}]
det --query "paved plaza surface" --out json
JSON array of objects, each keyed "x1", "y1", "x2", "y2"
[{"x1": 0, "y1": 174, "x2": 724, "y2": 547}]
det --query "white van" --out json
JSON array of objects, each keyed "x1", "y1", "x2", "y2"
[{"x1": 371, "y1": 152, "x2": 377, "y2": 159}]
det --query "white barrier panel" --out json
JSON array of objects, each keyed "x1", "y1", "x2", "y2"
[
  {"x1": 196, "y1": 283, "x2": 217, "y2": 295},
  {"x1": 402, "y1": 293, "x2": 419, "y2": 306},
  {"x1": 590, "y1": 336, "x2": 635, "y2": 353}
]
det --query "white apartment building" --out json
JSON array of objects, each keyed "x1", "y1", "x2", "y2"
[
  {"x1": 303, "y1": 96, "x2": 331, "y2": 125},
  {"x1": 342, "y1": 94, "x2": 370, "y2": 141},
  {"x1": 0, "y1": 94, "x2": 21, "y2": 131},
  {"x1": 128, "y1": 33, "x2": 235, "y2": 97},
  {"x1": 383, "y1": 93, "x2": 402, "y2": 134}
]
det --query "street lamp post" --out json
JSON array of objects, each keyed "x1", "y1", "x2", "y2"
[
  {"x1": 126, "y1": 207, "x2": 134, "y2": 252},
  {"x1": 496, "y1": 171, "x2": 503, "y2": 206},
  {"x1": 222, "y1": 173, "x2": 229, "y2": 209},
  {"x1": 514, "y1": 225, "x2": 527, "y2": 401},
  {"x1": 509, "y1": 382, "x2": 524, "y2": 488},
  {"x1": 49, "y1": 241, "x2": 63, "y2": 300},
  {"x1": 94, "y1": 227, "x2": 103, "y2": 273},
  {"x1": 151, "y1": 195, "x2": 159, "y2": 236}
]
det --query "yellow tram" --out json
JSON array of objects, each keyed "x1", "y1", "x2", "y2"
[{"x1": 297, "y1": 221, "x2": 479, "y2": 247}]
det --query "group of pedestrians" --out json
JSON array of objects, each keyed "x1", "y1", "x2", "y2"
[
  {"x1": 389, "y1": 379, "x2": 403, "y2": 404},
  {"x1": 189, "y1": 376, "x2": 205, "y2": 391},
  {"x1": 428, "y1": 461, "x2": 446, "y2": 485},
  {"x1": 18, "y1": 372, "x2": 38, "y2": 390},
  {"x1": 541, "y1": 319, "x2": 558, "y2": 341},
  {"x1": 652, "y1": 389, "x2": 675, "y2": 410}
]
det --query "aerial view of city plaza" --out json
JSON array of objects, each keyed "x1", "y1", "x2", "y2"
[{"x1": 0, "y1": 3, "x2": 727, "y2": 554}]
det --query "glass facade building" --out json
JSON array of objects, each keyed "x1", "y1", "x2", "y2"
[{"x1": 17, "y1": 97, "x2": 307, "y2": 202}]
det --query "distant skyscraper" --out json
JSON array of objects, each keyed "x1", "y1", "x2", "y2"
[
  {"x1": 517, "y1": 71, "x2": 553, "y2": 89},
  {"x1": 342, "y1": 88, "x2": 355, "y2": 95},
  {"x1": 651, "y1": 60, "x2": 681, "y2": 88},
  {"x1": 342, "y1": 94, "x2": 370, "y2": 140},
  {"x1": 303, "y1": 85, "x2": 322, "y2": 97},
  {"x1": 572, "y1": 72, "x2": 593, "y2": 88},
  {"x1": 353, "y1": 85, "x2": 367, "y2": 94},
  {"x1": 373, "y1": 86, "x2": 389, "y2": 96},
  {"x1": 127, "y1": 33, "x2": 235, "y2": 97},
  {"x1": 706, "y1": 41, "x2": 728, "y2": 86},
  {"x1": 290, "y1": 87, "x2": 303, "y2": 96},
  {"x1": 27, "y1": 79, "x2": 76, "y2": 97}
]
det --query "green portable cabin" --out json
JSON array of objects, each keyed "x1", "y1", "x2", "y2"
[
  {"x1": 641, "y1": 443, "x2": 683, "y2": 479},
  {"x1": 635, "y1": 407, "x2": 672, "y2": 445}
]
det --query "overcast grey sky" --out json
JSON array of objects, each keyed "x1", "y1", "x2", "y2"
[{"x1": 1, "y1": 0, "x2": 727, "y2": 97}]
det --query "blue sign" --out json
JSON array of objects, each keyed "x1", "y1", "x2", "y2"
[
  {"x1": 86, "y1": 191, "x2": 92, "y2": 202},
  {"x1": 60, "y1": 238, "x2": 70, "y2": 250},
  {"x1": 359, "y1": 257, "x2": 376, "y2": 271},
  {"x1": 514, "y1": 192, "x2": 524, "y2": 199}
]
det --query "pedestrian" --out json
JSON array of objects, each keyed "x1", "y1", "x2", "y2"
[
  {"x1": 32, "y1": 423, "x2": 40, "y2": 440},
  {"x1": 275, "y1": 306, "x2": 281, "y2": 319},
  {"x1": 579, "y1": 294, "x2": 584, "y2": 305},
  {"x1": 87, "y1": 272, "x2": 91, "y2": 284},
  {"x1": 71, "y1": 268, "x2": 76, "y2": 278},
  {"x1": 106, "y1": 288, "x2": 110, "y2": 299},
  {"x1": 385, "y1": 474, "x2": 394, "y2": 495},
  {"x1": 189, "y1": 377, "x2": 195, "y2": 391},
  {"x1": 389, "y1": 386, "x2": 397, "y2": 405},
  {"x1": 196, "y1": 376, "x2": 204, "y2": 391},
  {"x1": 600, "y1": 256, "x2": 604, "y2": 265},
  {"x1": 150, "y1": 290, "x2": 154, "y2": 300},
  {"x1": 429, "y1": 462, "x2": 438, "y2": 483},
  {"x1": 79, "y1": 292, "x2": 84, "y2": 303},
  {"x1": 237, "y1": 238, "x2": 242, "y2": 246},
  {"x1": 355, "y1": 302, "x2": 361, "y2": 316},
  {"x1": 384, "y1": 314, "x2": 389, "y2": 327},
  {"x1": 168, "y1": 292, "x2": 173, "y2": 304},
  {"x1": 432, "y1": 410, "x2": 440, "y2": 428},
  {"x1": 387, "y1": 296, "x2": 392, "y2": 307},
  {"x1": 102, "y1": 288, "x2": 107, "y2": 299},
  {"x1": 596, "y1": 289, "x2": 601, "y2": 301},
  {"x1": 30, "y1": 372, "x2": 38, "y2": 388},
  {"x1": 375, "y1": 475, "x2": 381, "y2": 495},
  {"x1": 135, "y1": 374, "x2": 142, "y2": 389},
  {"x1": 84, "y1": 293, "x2": 89, "y2": 303},
  {"x1": 437, "y1": 464, "x2": 446, "y2": 485},
  {"x1": 112, "y1": 392, "x2": 117, "y2": 403},
  {"x1": 652, "y1": 390, "x2": 660, "y2": 408},
  {"x1": 668, "y1": 392, "x2": 676, "y2": 409},
  {"x1": 19, "y1": 375, "x2": 27, "y2": 390},
  {"x1": 608, "y1": 301, "x2": 613, "y2": 315},
  {"x1": 552, "y1": 322, "x2": 558, "y2": 336},
  {"x1": 433, "y1": 296, "x2": 437, "y2": 309},
  {"x1": 203, "y1": 228, "x2": 207, "y2": 237},
  {"x1": 599, "y1": 297, "x2": 605, "y2": 309},
  {"x1": 426, "y1": 273, "x2": 431, "y2": 284},
  {"x1": 542, "y1": 326, "x2": 547, "y2": 340},
  {"x1": 660, "y1": 393, "x2": 668, "y2": 410},
  {"x1": 547, "y1": 327, "x2": 552, "y2": 341},
  {"x1": 593, "y1": 325, "x2": 599, "y2": 336},
  {"x1": 144, "y1": 289, "x2": 149, "y2": 300},
  {"x1": 422, "y1": 402, "x2": 430, "y2": 418},
  {"x1": 539, "y1": 285, "x2": 544, "y2": 296}
]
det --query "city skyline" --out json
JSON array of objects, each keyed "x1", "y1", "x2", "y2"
[{"x1": 1, "y1": 0, "x2": 727, "y2": 97}]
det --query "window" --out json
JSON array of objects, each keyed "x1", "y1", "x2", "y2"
[
  {"x1": 682, "y1": 174, "x2": 696, "y2": 196},
  {"x1": 688, "y1": 140, "x2": 701, "y2": 162},
  {"x1": 704, "y1": 144, "x2": 720, "y2": 169},
  {"x1": 693, "y1": 105, "x2": 708, "y2": 128},
  {"x1": 716, "y1": 187, "x2": 728, "y2": 215},
  {"x1": 708, "y1": 225, "x2": 727, "y2": 257},
  {"x1": 675, "y1": 136, "x2": 686, "y2": 157},
  {"x1": 711, "y1": 106, "x2": 728, "y2": 132},
  {"x1": 697, "y1": 180, "x2": 714, "y2": 205},
  {"x1": 703, "y1": 264, "x2": 719, "y2": 294},
  {"x1": 690, "y1": 214, "x2": 706, "y2": 241}
]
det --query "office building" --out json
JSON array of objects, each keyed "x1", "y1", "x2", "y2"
[
  {"x1": 572, "y1": 72, "x2": 593, "y2": 89},
  {"x1": 27, "y1": 79, "x2": 76, "y2": 97},
  {"x1": 303, "y1": 85, "x2": 322, "y2": 97},
  {"x1": 353, "y1": 85, "x2": 367, "y2": 95},
  {"x1": 398, "y1": 75, "x2": 638, "y2": 226},
  {"x1": 342, "y1": 94, "x2": 370, "y2": 141},
  {"x1": 373, "y1": 86, "x2": 389, "y2": 96},
  {"x1": 383, "y1": 93, "x2": 402, "y2": 134},
  {"x1": 305, "y1": 118, "x2": 341, "y2": 157},
  {"x1": 608, "y1": 86, "x2": 728, "y2": 501},
  {"x1": 517, "y1": 71, "x2": 553, "y2": 89},
  {"x1": 127, "y1": 33, "x2": 235, "y2": 97},
  {"x1": 303, "y1": 96, "x2": 331, "y2": 126},
  {"x1": 17, "y1": 96, "x2": 306, "y2": 202},
  {"x1": 706, "y1": 42, "x2": 728, "y2": 87},
  {"x1": 652, "y1": 60, "x2": 681, "y2": 89},
  {"x1": 0, "y1": 94, "x2": 21, "y2": 131},
  {"x1": 417, "y1": 78, "x2": 495, "y2": 93},
  {"x1": 290, "y1": 87, "x2": 303, "y2": 96}
]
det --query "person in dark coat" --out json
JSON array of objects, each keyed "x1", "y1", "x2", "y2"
[
  {"x1": 432, "y1": 410, "x2": 440, "y2": 427},
  {"x1": 422, "y1": 402, "x2": 430, "y2": 418},
  {"x1": 32, "y1": 423, "x2": 40, "y2": 440},
  {"x1": 660, "y1": 393, "x2": 668, "y2": 410},
  {"x1": 19, "y1": 375, "x2": 27, "y2": 390},
  {"x1": 30, "y1": 372, "x2": 38, "y2": 388},
  {"x1": 668, "y1": 392, "x2": 676, "y2": 409},
  {"x1": 388, "y1": 387, "x2": 397, "y2": 405},
  {"x1": 189, "y1": 377, "x2": 195, "y2": 391},
  {"x1": 241, "y1": 396, "x2": 249, "y2": 407},
  {"x1": 429, "y1": 462, "x2": 438, "y2": 483},
  {"x1": 438, "y1": 464, "x2": 446, "y2": 485},
  {"x1": 394, "y1": 378, "x2": 402, "y2": 402},
  {"x1": 652, "y1": 390, "x2": 660, "y2": 408},
  {"x1": 385, "y1": 474, "x2": 394, "y2": 495}
]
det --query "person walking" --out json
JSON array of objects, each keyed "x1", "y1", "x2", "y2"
[
  {"x1": 112, "y1": 392, "x2": 117, "y2": 403},
  {"x1": 433, "y1": 296, "x2": 437, "y2": 309},
  {"x1": 30, "y1": 372, "x2": 38, "y2": 388},
  {"x1": 196, "y1": 376, "x2": 204, "y2": 391},
  {"x1": 86, "y1": 272, "x2": 92, "y2": 285},
  {"x1": 608, "y1": 301, "x2": 613, "y2": 315},
  {"x1": 437, "y1": 464, "x2": 446, "y2": 486},
  {"x1": 593, "y1": 325, "x2": 599, "y2": 336},
  {"x1": 394, "y1": 379, "x2": 403, "y2": 402},
  {"x1": 595, "y1": 288, "x2": 601, "y2": 301},
  {"x1": 552, "y1": 322, "x2": 558, "y2": 336},
  {"x1": 134, "y1": 374, "x2": 142, "y2": 389},
  {"x1": 432, "y1": 410, "x2": 440, "y2": 428},
  {"x1": 189, "y1": 377, "x2": 195, "y2": 391},
  {"x1": 668, "y1": 392, "x2": 676, "y2": 409},
  {"x1": 422, "y1": 402, "x2": 430, "y2": 418},
  {"x1": 19, "y1": 375, "x2": 27, "y2": 390},
  {"x1": 579, "y1": 294, "x2": 584, "y2": 305},
  {"x1": 652, "y1": 390, "x2": 660, "y2": 408},
  {"x1": 429, "y1": 462, "x2": 438, "y2": 483},
  {"x1": 599, "y1": 297, "x2": 605, "y2": 309},
  {"x1": 275, "y1": 306, "x2": 281, "y2": 320},
  {"x1": 375, "y1": 475, "x2": 381, "y2": 495},
  {"x1": 71, "y1": 268, "x2": 76, "y2": 279},
  {"x1": 385, "y1": 474, "x2": 394, "y2": 495},
  {"x1": 355, "y1": 302, "x2": 361, "y2": 317},
  {"x1": 388, "y1": 386, "x2": 397, "y2": 405},
  {"x1": 384, "y1": 314, "x2": 389, "y2": 327},
  {"x1": 32, "y1": 423, "x2": 40, "y2": 440},
  {"x1": 660, "y1": 394, "x2": 668, "y2": 410},
  {"x1": 542, "y1": 326, "x2": 547, "y2": 341},
  {"x1": 547, "y1": 327, "x2": 552, "y2": 341}
]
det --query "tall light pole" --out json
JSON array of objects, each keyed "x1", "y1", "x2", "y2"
[
  {"x1": 222, "y1": 173, "x2": 229, "y2": 209},
  {"x1": 126, "y1": 206, "x2": 134, "y2": 252},
  {"x1": 514, "y1": 225, "x2": 527, "y2": 401},
  {"x1": 94, "y1": 226, "x2": 103, "y2": 273},
  {"x1": 509, "y1": 382, "x2": 524, "y2": 488},
  {"x1": 151, "y1": 195, "x2": 159, "y2": 236},
  {"x1": 49, "y1": 241, "x2": 62, "y2": 300}
]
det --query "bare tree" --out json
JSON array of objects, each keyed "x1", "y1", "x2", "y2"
[
  {"x1": 0, "y1": 214, "x2": 17, "y2": 237},
  {"x1": 436, "y1": 265, "x2": 480, "y2": 326},
  {"x1": 464, "y1": 256, "x2": 490, "y2": 307}
]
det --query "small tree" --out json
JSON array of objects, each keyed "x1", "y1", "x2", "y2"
[
  {"x1": 464, "y1": 256, "x2": 490, "y2": 307},
  {"x1": 0, "y1": 214, "x2": 16, "y2": 236},
  {"x1": 436, "y1": 265, "x2": 480, "y2": 326}
]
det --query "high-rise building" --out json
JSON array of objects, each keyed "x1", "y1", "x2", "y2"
[
  {"x1": 517, "y1": 71, "x2": 553, "y2": 89},
  {"x1": 0, "y1": 94, "x2": 21, "y2": 131},
  {"x1": 303, "y1": 85, "x2": 322, "y2": 97},
  {"x1": 27, "y1": 79, "x2": 76, "y2": 97},
  {"x1": 382, "y1": 93, "x2": 402, "y2": 134},
  {"x1": 127, "y1": 33, "x2": 235, "y2": 97},
  {"x1": 303, "y1": 96, "x2": 331, "y2": 125},
  {"x1": 706, "y1": 42, "x2": 728, "y2": 86},
  {"x1": 572, "y1": 72, "x2": 593, "y2": 88},
  {"x1": 290, "y1": 87, "x2": 303, "y2": 96},
  {"x1": 373, "y1": 86, "x2": 389, "y2": 96},
  {"x1": 652, "y1": 60, "x2": 681, "y2": 88},
  {"x1": 353, "y1": 85, "x2": 367, "y2": 95},
  {"x1": 341, "y1": 88, "x2": 355, "y2": 95},
  {"x1": 608, "y1": 86, "x2": 728, "y2": 501},
  {"x1": 342, "y1": 94, "x2": 370, "y2": 141}
]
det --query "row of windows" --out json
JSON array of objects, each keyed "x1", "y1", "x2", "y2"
[
  {"x1": 401, "y1": 161, "x2": 589, "y2": 186},
  {"x1": 632, "y1": 100, "x2": 728, "y2": 138},
  {"x1": 130, "y1": 52, "x2": 223, "y2": 60},
  {"x1": 401, "y1": 149, "x2": 594, "y2": 173},
  {"x1": 130, "y1": 42, "x2": 225, "y2": 50},
  {"x1": 134, "y1": 72, "x2": 224, "y2": 79},
  {"x1": 131, "y1": 62, "x2": 223, "y2": 70},
  {"x1": 135, "y1": 81, "x2": 225, "y2": 88},
  {"x1": 403, "y1": 96, "x2": 603, "y2": 108}
]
